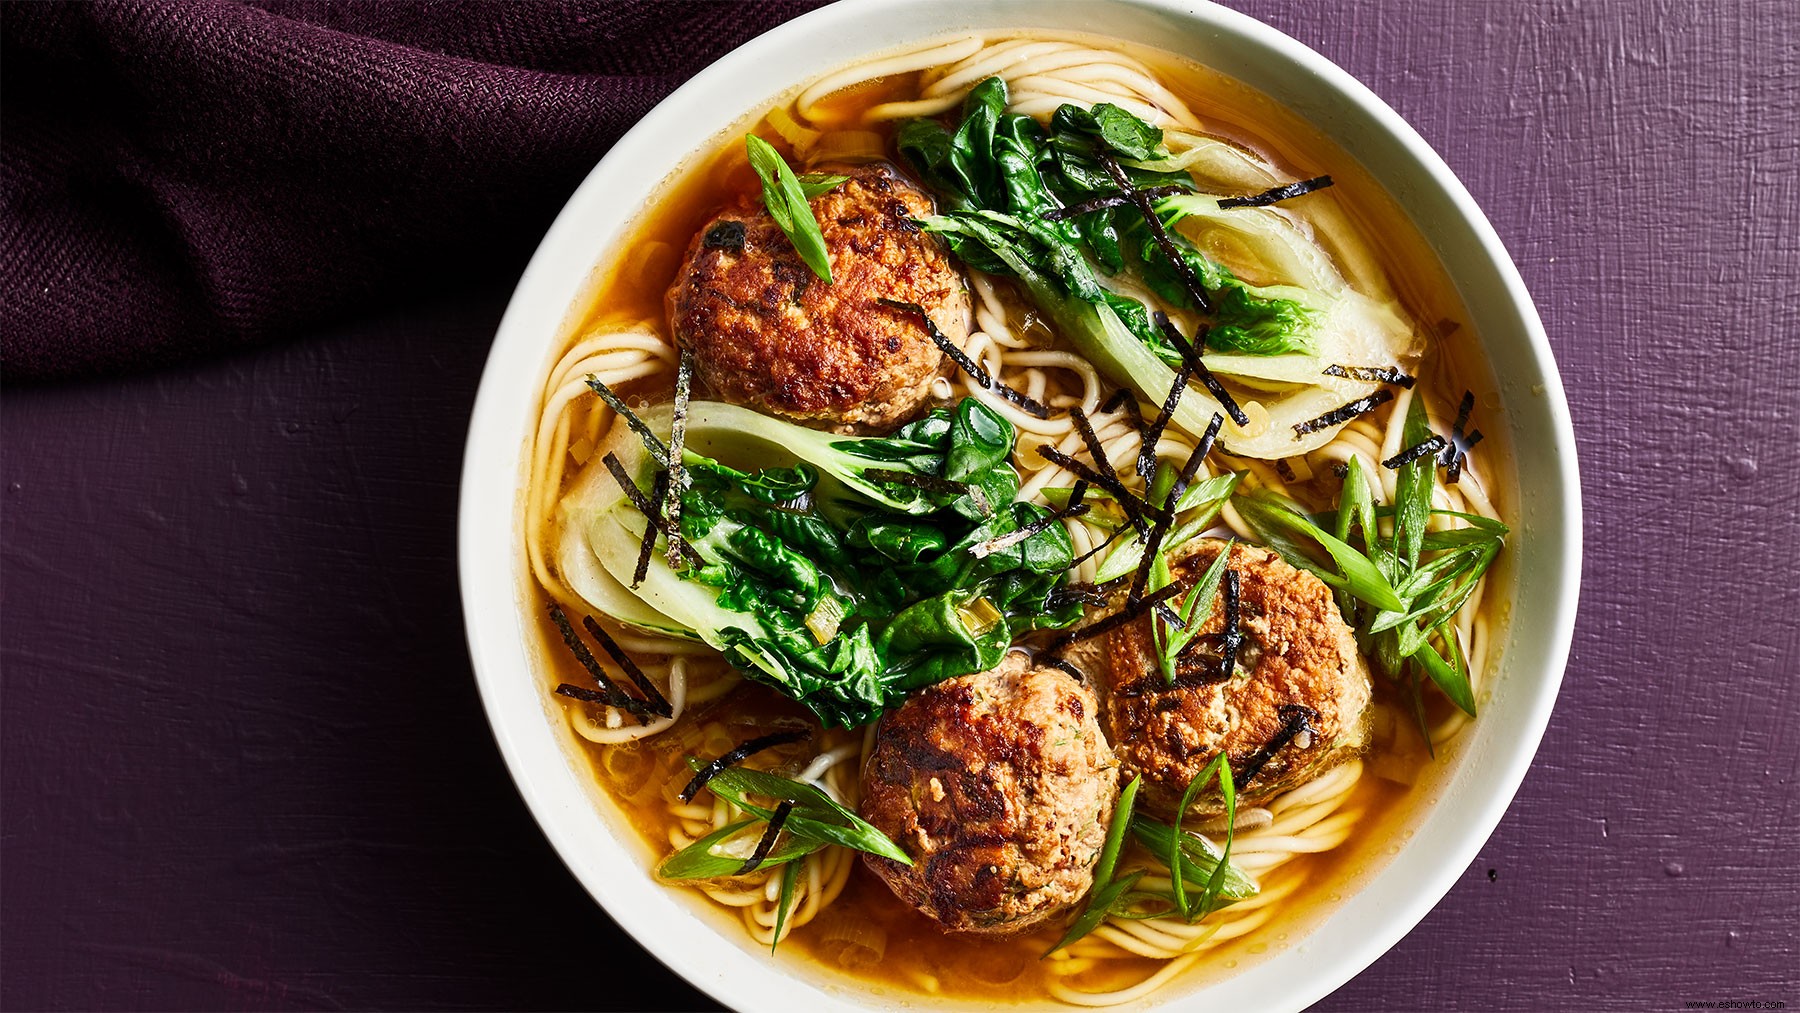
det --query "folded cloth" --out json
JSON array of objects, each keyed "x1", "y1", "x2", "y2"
[{"x1": 1, "y1": 0, "x2": 826, "y2": 380}]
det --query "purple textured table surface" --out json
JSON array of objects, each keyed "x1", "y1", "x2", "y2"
[{"x1": 4, "y1": 1, "x2": 1798, "y2": 1011}]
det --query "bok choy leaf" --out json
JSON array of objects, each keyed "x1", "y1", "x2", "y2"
[{"x1": 558, "y1": 397, "x2": 1079, "y2": 727}]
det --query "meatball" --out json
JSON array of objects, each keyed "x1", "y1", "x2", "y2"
[
  {"x1": 666, "y1": 161, "x2": 970, "y2": 433},
  {"x1": 1089, "y1": 539, "x2": 1371, "y2": 818},
  {"x1": 858, "y1": 653, "x2": 1119, "y2": 935}
]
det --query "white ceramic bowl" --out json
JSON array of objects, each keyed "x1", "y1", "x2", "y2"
[{"x1": 459, "y1": 1, "x2": 1581, "y2": 1009}]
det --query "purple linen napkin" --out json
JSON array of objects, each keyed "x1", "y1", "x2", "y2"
[{"x1": 1, "y1": 0, "x2": 827, "y2": 380}]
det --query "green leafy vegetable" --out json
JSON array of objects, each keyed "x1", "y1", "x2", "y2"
[
  {"x1": 895, "y1": 78, "x2": 1416, "y2": 459},
  {"x1": 559, "y1": 398, "x2": 1078, "y2": 727},
  {"x1": 745, "y1": 134, "x2": 834, "y2": 283}
]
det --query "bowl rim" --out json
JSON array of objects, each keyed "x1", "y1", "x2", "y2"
[{"x1": 457, "y1": 1, "x2": 1582, "y2": 1010}]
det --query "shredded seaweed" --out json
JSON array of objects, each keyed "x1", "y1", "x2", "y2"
[
  {"x1": 1046, "y1": 583, "x2": 1116, "y2": 610},
  {"x1": 601, "y1": 450, "x2": 676, "y2": 587},
  {"x1": 1218, "y1": 569, "x2": 1243, "y2": 681},
  {"x1": 1127, "y1": 515, "x2": 1169, "y2": 605},
  {"x1": 1154, "y1": 313, "x2": 1249, "y2": 427},
  {"x1": 1275, "y1": 459, "x2": 1298, "y2": 482},
  {"x1": 662, "y1": 352, "x2": 694, "y2": 569},
  {"x1": 547, "y1": 604, "x2": 661, "y2": 719},
  {"x1": 584, "y1": 376, "x2": 670, "y2": 466},
  {"x1": 863, "y1": 467, "x2": 970, "y2": 498},
  {"x1": 1383, "y1": 435, "x2": 1448, "y2": 470},
  {"x1": 1446, "y1": 430, "x2": 1484, "y2": 484},
  {"x1": 880, "y1": 298, "x2": 1051, "y2": 418},
  {"x1": 1068, "y1": 524, "x2": 1129, "y2": 569},
  {"x1": 1292, "y1": 389, "x2": 1395, "y2": 437},
  {"x1": 1042, "y1": 582, "x2": 1184, "y2": 651},
  {"x1": 679, "y1": 729, "x2": 810, "y2": 803},
  {"x1": 738, "y1": 800, "x2": 795, "y2": 875},
  {"x1": 581, "y1": 615, "x2": 673, "y2": 718},
  {"x1": 1440, "y1": 390, "x2": 1484, "y2": 483},
  {"x1": 1235, "y1": 704, "x2": 1320, "y2": 786},
  {"x1": 1039, "y1": 445, "x2": 1153, "y2": 536},
  {"x1": 973, "y1": 500, "x2": 1090, "y2": 559},
  {"x1": 1216, "y1": 175, "x2": 1334, "y2": 209},
  {"x1": 633, "y1": 470, "x2": 671, "y2": 587},
  {"x1": 1040, "y1": 656, "x2": 1086, "y2": 681},
  {"x1": 1323, "y1": 364, "x2": 1416, "y2": 388},
  {"x1": 1100, "y1": 154, "x2": 1215, "y2": 314},
  {"x1": 1042, "y1": 184, "x2": 1190, "y2": 221},
  {"x1": 1136, "y1": 362, "x2": 1194, "y2": 486},
  {"x1": 1168, "y1": 412, "x2": 1224, "y2": 508},
  {"x1": 1100, "y1": 386, "x2": 1146, "y2": 435}
]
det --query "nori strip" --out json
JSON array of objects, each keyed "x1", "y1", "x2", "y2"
[
  {"x1": 1383, "y1": 435, "x2": 1449, "y2": 470},
  {"x1": 973, "y1": 501, "x2": 1090, "y2": 558},
  {"x1": 1446, "y1": 430, "x2": 1484, "y2": 484},
  {"x1": 1038, "y1": 445, "x2": 1152, "y2": 536},
  {"x1": 582, "y1": 615, "x2": 673, "y2": 718},
  {"x1": 1099, "y1": 154, "x2": 1215, "y2": 314},
  {"x1": 1046, "y1": 583, "x2": 1116, "y2": 610},
  {"x1": 864, "y1": 468, "x2": 970, "y2": 497},
  {"x1": 547, "y1": 603, "x2": 660, "y2": 719},
  {"x1": 679, "y1": 729, "x2": 810, "y2": 802},
  {"x1": 1042, "y1": 582, "x2": 1184, "y2": 651},
  {"x1": 601, "y1": 450, "x2": 676, "y2": 588},
  {"x1": 584, "y1": 376, "x2": 669, "y2": 466},
  {"x1": 880, "y1": 299, "x2": 1051, "y2": 418},
  {"x1": 1275, "y1": 459, "x2": 1298, "y2": 482},
  {"x1": 1218, "y1": 569, "x2": 1243, "y2": 681},
  {"x1": 1168, "y1": 412, "x2": 1224, "y2": 508},
  {"x1": 632, "y1": 470, "x2": 670, "y2": 587},
  {"x1": 1323, "y1": 364, "x2": 1416, "y2": 388},
  {"x1": 1292, "y1": 389, "x2": 1395, "y2": 437},
  {"x1": 662, "y1": 351, "x2": 694, "y2": 569},
  {"x1": 1137, "y1": 361, "x2": 1195, "y2": 486},
  {"x1": 1068, "y1": 524, "x2": 1128, "y2": 569},
  {"x1": 738, "y1": 801, "x2": 795, "y2": 875},
  {"x1": 1217, "y1": 175, "x2": 1334, "y2": 209},
  {"x1": 1101, "y1": 387, "x2": 1146, "y2": 435},
  {"x1": 1440, "y1": 390, "x2": 1484, "y2": 483},
  {"x1": 1235, "y1": 704, "x2": 1320, "y2": 786},
  {"x1": 1042, "y1": 184, "x2": 1190, "y2": 221},
  {"x1": 1154, "y1": 312, "x2": 1249, "y2": 427}
]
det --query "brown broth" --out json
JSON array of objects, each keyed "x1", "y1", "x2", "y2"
[{"x1": 528, "y1": 32, "x2": 1512, "y2": 1007}]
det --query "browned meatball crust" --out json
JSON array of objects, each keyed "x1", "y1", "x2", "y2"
[
  {"x1": 1092, "y1": 539, "x2": 1371, "y2": 818},
  {"x1": 859, "y1": 653, "x2": 1119, "y2": 935},
  {"x1": 667, "y1": 162, "x2": 970, "y2": 433}
]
